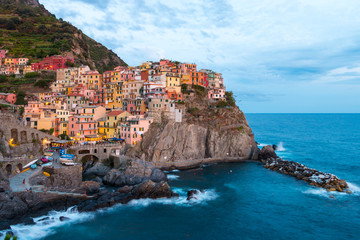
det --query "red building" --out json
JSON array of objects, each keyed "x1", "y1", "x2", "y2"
[{"x1": 31, "y1": 55, "x2": 75, "y2": 71}]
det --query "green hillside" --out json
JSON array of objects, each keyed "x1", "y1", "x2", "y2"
[{"x1": 0, "y1": 0, "x2": 127, "y2": 73}]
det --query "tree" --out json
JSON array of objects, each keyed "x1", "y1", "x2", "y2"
[
  {"x1": 59, "y1": 133, "x2": 71, "y2": 140},
  {"x1": 15, "y1": 91, "x2": 27, "y2": 105},
  {"x1": 65, "y1": 60, "x2": 75, "y2": 67},
  {"x1": 0, "y1": 75, "x2": 7, "y2": 83}
]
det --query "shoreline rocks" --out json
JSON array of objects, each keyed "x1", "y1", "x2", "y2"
[{"x1": 259, "y1": 145, "x2": 349, "y2": 193}]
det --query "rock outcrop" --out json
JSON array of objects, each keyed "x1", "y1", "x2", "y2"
[
  {"x1": 259, "y1": 145, "x2": 349, "y2": 193},
  {"x1": 103, "y1": 159, "x2": 167, "y2": 187},
  {"x1": 128, "y1": 91, "x2": 259, "y2": 170}
]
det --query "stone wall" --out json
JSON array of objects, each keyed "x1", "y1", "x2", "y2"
[
  {"x1": 42, "y1": 165, "x2": 82, "y2": 192},
  {"x1": 0, "y1": 113, "x2": 58, "y2": 158}
]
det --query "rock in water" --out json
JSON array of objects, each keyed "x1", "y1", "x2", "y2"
[
  {"x1": 187, "y1": 190, "x2": 200, "y2": 200},
  {"x1": 59, "y1": 216, "x2": 69, "y2": 221},
  {"x1": 259, "y1": 145, "x2": 277, "y2": 160}
]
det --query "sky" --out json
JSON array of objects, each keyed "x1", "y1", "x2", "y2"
[{"x1": 39, "y1": 0, "x2": 360, "y2": 113}]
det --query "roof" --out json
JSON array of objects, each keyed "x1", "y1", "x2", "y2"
[{"x1": 107, "y1": 110, "x2": 125, "y2": 116}]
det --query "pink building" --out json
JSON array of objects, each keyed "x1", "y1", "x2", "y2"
[
  {"x1": 160, "y1": 59, "x2": 170, "y2": 66},
  {"x1": 119, "y1": 115, "x2": 153, "y2": 145},
  {"x1": 68, "y1": 115, "x2": 98, "y2": 142},
  {"x1": 208, "y1": 88, "x2": 226, "y2": 101},
  {"x1": 0, "y1": 93, "x2": 16, "y2": 104},
  {"x1": 0, "y1": 50, "x2": 8, "y2": 59}
]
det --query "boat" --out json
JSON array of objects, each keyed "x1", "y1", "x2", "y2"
[
  {"x1": 59, "y1": 158, "x2": 75, "y2": 165},
  {"x1": 41, "y1": 157, "x2": 50, "y2": 163},
  {"x1": 60, "y1": 154, "x2": 75, "y2": 159},
  {"x1": 23, "y1": 159, "x2": 39, "y2": 169},
  {"x1": 44, "y1": 152, "x2": 53, "y2": 157}
]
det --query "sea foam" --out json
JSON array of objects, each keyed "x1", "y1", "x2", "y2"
[
  {"x1": 1, "y1": 188, "x2": 218, "y2": 239},
  {"x1": 167, "y1": 174, "x2": 180, "y2": 180},
  {"x1": 0, "y1": 207, "x2": 95, "y2": 240}
]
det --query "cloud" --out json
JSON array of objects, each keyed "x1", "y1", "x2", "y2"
[{"x1": 314, "y1": 66, "x2": 360, "y2": 84}]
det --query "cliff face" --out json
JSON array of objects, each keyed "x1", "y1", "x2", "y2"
[{"x1": 128, "y1": 89, "x2": 259, "y2": 169}]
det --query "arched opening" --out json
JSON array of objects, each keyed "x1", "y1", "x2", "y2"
[
  {"x1": 11, "y1": 129, "x2": 18, "y2": 144},
  {"x1": 20, "y1": 131, "x2": 27, "y2": 143},
  {"x1": 94, "y1": 149, "x2": 97, "y2": 154},
  {"x1": 16, "y1": 163, "x2": 23, "y2": 172},
  {"x1": 5, "y1": 164, "x2": 12, "y2": 175}
]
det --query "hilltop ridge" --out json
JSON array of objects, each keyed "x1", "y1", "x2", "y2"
[{"x1": 0, "y1": 0, "x2": 127, "y2": 72}]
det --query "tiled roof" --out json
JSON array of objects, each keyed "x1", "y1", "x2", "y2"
[{"x1": 107, "y1": 110, "x2": 125, "y2": 116}]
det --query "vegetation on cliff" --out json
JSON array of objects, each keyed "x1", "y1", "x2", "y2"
[
  {"x1": 0, "y1": 0, "x2": 127, "y2": 73},
  {"x1": 0, "y1": 70, "x2": 55, "y2": 94}
]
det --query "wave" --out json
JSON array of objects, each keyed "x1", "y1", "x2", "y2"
[
  {"x1": 0, "y1": 207, "x2": 95, "y2": 240},
  {"x1": 276, "y1": 142, "x2": 286, "y2": 152},
  {"x1": 1, "y1": 188, "x2": 218, "y2": 239},
  {"x1": 167, "y1": 174, "x2": 180, "y2": 180},
  {"x1": 347, "y1": 182, "x2": 360, "y2": 195},
  {"x1": 127, "y1": 188, "x2": 218, "y2": 207},
  {"x1": 164, "y1": 169, "x2": 180, "y2": 173}
]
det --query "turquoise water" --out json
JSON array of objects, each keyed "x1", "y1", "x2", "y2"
[{"x1": 7, "y1": 114, "x2": 360, "y2": 239}]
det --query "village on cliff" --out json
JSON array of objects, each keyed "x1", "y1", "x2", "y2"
[{"x1": 0, "y1": 51, "x2": 227, "y2": 146}]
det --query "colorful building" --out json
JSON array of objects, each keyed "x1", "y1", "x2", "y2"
[
  {"x1": 31, "y1": 55, "x2": 75, "y2": 71},
  {"x1": 119, "y1": 115, "x2": 153, "y2": 145}
]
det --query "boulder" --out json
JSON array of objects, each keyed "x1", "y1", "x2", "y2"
[
  {"x1": 116, "y1": 185, "x2": 133, "y2": 193},
  {"x1": 80, "y1": 181, "x2": 100, "y2": 195},
  {"x1": 103, "y1": 159, "x2": 167, "y2": 187},
  {"x1": 59, "y1": 216, "x2": 69, "y2": 221},
  {"x1": 187, "y1": 190, "x2": 199, "y2": 200},
  {"x1": 150, "y1": 168, "x2": 167, "y2": 182},
  {"x1": 83, "y1": 162, "x2": 111, "y2": 178},
  {"x1": 259, "y1": 145, "x2": 277, "y2": 160}
]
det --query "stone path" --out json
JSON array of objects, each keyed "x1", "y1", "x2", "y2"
[
  {"x1": 10, "y1": 167, "x2": 41, "y2": 192},
  {"x1": 9, "y1": 151, "x2": 62, "y2": 192}
]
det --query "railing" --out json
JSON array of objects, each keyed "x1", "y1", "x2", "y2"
[{"x1": 69, "y1": 142, "x2": 124, "y2": 150}]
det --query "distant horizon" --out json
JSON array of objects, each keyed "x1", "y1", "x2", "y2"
[{"x1": 40, "y1": 0, "x2": 360, "y2": 113}]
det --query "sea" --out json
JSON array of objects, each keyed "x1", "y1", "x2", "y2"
[{"x1": 2, "y1": 113, "x2": 360, "y2": 240}]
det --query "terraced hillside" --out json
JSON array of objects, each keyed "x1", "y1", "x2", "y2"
[{"x1": 0, "y1": 0, "x2": 127, "y2": 73}]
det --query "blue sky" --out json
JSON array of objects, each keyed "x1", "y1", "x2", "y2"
[{"x1": 40, "y1": 0, "x2": 360, "y2": 113}]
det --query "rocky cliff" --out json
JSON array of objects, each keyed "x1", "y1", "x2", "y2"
[{"x1": 128, "y1": 88, "x2": 259, "y2": 170}]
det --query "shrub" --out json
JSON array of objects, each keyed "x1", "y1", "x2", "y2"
[
  {"x1": 225, "y1": 91, "x2": 236, "y2": 107},
  {"x1": 34, "y1": 79, "x2": 52, "y2": 88},
  {"x1": 25, "y1": 72, "x2": 40, "y2": 78},
  {"x1": 65, "y1": 60, "x2": 75, "y2": 67},
  {"x1": 0, "y1": 75, "x2": 7, "y2": 83},
  {"x1": 181, "y1": 84, "x2": 187, "y2": 92},
  {"x1": 188, "y1": 107, "x2": 200, "y2": 116}
]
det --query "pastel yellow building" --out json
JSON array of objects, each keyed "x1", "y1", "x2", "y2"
[
  {"x1": 105, "y1": 110, "x2": 132, "y2": 139},
  {"x1": 166, "y1": 73, "x2": 181, "y2": 93}
]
